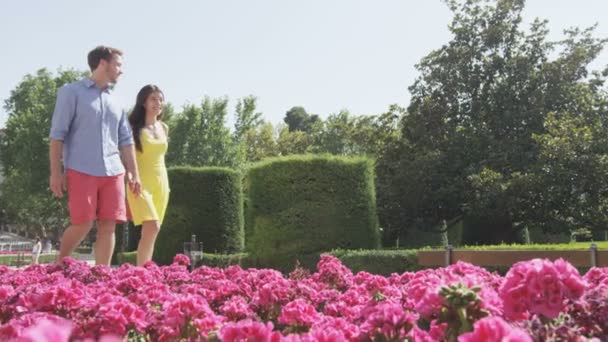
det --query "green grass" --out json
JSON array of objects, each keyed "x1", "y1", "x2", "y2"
[
  {"x1": 446, "y1": 241, "x2": 608, "y2": 251},
  {"x1": 418, "y1": 242, "x2": 608, "y2": 251},
  {"x1": 0, "y1": 253, "x2": 59, "y2": 266}
]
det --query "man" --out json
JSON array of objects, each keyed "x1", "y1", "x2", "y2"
[{"x1": 49, "y1": 45, "x2": 141, "y2": 266}]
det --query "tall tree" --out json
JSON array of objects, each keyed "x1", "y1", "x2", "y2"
[
  {"x1": 526, "y1": 111, "x2": 608, "y2": 233},
  {"x1": 234, "y1": 95, "x2": 263, "y2": 141},
  {"x1": 242, "y1": 122, "x2": 279, "y2": 162},
  {"x1": 276, "y1": 124, "x2": 315, "y2": 155},
  {"x1": 381, "y1": 0, "x2": 607, "y2": 245},
  {"x1": 0, "y1": 68, "x2": 86, "y2": 237},
  {"x1": 165, "y1": 96, "x2": 240, "y2": 167},
  {"x1": 315, "y1": 110, "x2": 355, "y2": 155},
  {"x1": 284, "y1": 106, "x2": 320, "y2": 133}
]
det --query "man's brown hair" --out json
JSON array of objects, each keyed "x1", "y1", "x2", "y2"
[{"x1": 87, "y1": 46, "x2": 123, "y2": 71}]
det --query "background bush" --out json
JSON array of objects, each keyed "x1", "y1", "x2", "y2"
[
  {"x1": 245, "y1": 155, "x2": 381, "y2": 271},
  {"x1": 329, "y1": 249, "x2": 420, "y2": 275},
  {"x1": 153, "y1": 166, "x2": 244, "y2": 264}
]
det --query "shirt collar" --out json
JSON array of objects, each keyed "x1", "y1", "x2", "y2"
[{"x1": 83, "y1": 78, "x2": 113, "y2": 93}]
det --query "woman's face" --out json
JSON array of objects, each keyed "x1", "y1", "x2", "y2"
[{"x1": 144, "y1": 91, "x2": 164, "y2": 117}]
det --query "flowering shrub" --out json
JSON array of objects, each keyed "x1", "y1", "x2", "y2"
[
  {"x1": 499, "y1": 258, "x2": 587, "y2": 320},
  {"x1": 0, "y1": 255, "x2": 606, "y2": 341},
  {"x1": 458, "y1": 316, "x2": 531, "y2": 342}
]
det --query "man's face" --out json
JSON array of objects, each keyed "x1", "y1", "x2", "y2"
[{"x1": 103, "y1": 53, "x2": 123, "y2": 83}]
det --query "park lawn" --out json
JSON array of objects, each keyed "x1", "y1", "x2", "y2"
[
  {"x1": 450, "y1": 241, "x2": 608, "y2": 251},
  {"x1": 416, "y1": 241, "x2": 608, "y2": 251},
  {"x1": 0, "y1": 253, "x2": 72, "y2": 266}
]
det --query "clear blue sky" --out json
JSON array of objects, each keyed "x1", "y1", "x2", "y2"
[{"x1": 1, "y1": 0, "x2": 606, "y2": 128}]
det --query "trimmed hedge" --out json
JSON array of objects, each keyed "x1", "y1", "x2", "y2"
[
  {"x1": 245, "y1": 155, "x2": 381, "y2": 271},
  {"x1": 116, "y1": 251, "x2": 137, "y2": 265},
  {"x1": 117, "y1": 251, "x2": 251, "y2": 268},
  {"x1": 329, "y1": 249, "x2": 420, "y2": 275},
  {"x1": 112, "y1": 221, "x2": 137, "y2": 265},
  {"x1": 195, "y1": 253, "x2": 251, "y2": 268},
  {"x1": 153, "y1": 167, "x2": 244, "y2": 265},
  {"x1": 116, "y1": 250, "x2": 421, "y2": 275}
]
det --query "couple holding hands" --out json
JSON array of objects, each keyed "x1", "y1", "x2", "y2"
[{"x1": 49, "y1": 45, "x2": 170, "y2": 267}]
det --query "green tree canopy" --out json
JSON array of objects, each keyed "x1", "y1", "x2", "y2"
[
  {"x1": 379, "y1": 0, "x2": 608, "y2": 245},
  {"x1": 0, "y1": 68, "x2": 86, "y2": 237}
]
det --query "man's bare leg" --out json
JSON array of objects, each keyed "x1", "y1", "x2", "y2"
[
  {"x1": 94, "y1": 220, "x2": 116, "y2": 266},
  {"x1": 57, "y1": 222, "x2": 93, "y2": 262}
]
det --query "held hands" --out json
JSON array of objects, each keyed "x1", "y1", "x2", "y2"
[
  {"x1": 49, "y1": 172, "x2": 66, "y2": 198},
  {"x1": 127, "y1": 171, "x2": 142, "y2": 197}
]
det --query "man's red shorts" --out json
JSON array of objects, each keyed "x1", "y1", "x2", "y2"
[{"x1": 66, "y1": 169, "x2": 126, "y2": 225}]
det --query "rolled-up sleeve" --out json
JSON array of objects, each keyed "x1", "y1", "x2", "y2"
[
  {"x1": 118, "y1": 109, "x2": 134, "y2": 147},
  {"x1": 49, "y1": 86, "x2": 76, "y2": 141}
]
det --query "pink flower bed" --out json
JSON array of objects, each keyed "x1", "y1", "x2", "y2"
[{"x1": 0, "y1": 254, "x2": 607, "y2": 341}]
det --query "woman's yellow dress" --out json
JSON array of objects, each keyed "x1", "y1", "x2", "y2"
[{"x1": 127, "y1": 128, "x2": 170, "y2": 225}]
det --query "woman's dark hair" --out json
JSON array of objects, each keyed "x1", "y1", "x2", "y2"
[{"x1": 129, "y1": 85, "x2": 164, "y2": 152}]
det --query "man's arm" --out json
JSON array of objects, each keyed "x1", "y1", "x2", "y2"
[
  {"x1": 120, "y1": 144, "x2": 141, "y2": 196},
  {"x1": 49, "y1": 140, "x2": 65, "y2": 197},
  {"x1": 117, "y1": 109, "x2": 141, "y2": 196},
  {"x1": 48, "y1": 85, "x2": 75, "y2": 198}
]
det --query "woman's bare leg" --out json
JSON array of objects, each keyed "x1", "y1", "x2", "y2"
[{"x1": 137, "y1": 220, "x2": 160, "y2": 266}]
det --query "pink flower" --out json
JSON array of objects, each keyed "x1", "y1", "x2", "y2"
[
  {"x1": 359, "y1": 301, "x2": 417, "y2": 340},
  {"x1": 500, "y1": 259, "x2": 587, "y2": 320},
  {"x1": 218, "y1": 320, "x2": 281, "y2": 342},
  {"x1": 172, "y1": 254, "x2": 191, "y2": 267},
  {"x1": 554, "y1": 259, "x2": 586, "y2": 297},
  {"x1": 314, "y1": 316, "x2": 360, "y2": 341},
  {"x1": 584, "y1": 267, "x2": 608, "y2": 287},
  {"x1": 409, "y1": 326, "x2": 440, "y2": 342},
  {"x1": 0, "y1": 285, "x2": 14, "y2": 301},
  {"x1": 458, "y1": 316, "x2": 531, "y2": 342},
  {"x1": 308, "y1": 328, "x2": 347, "y2": 342},
  {"x1": 313, "y1": 254, "x2": 353, "y2": 291},
  {"x1": 279, "y1": 299, "x2": 320, "y2": 328},
  {"x1": 21, "y1": 318, "x2": 73, "y2": 342},
  {"x1": 220, "y1": 295, "x2": 255, "y2": 321},
  {"x1": 0, "y1": 314, "x2": 124, "y2": 342}
]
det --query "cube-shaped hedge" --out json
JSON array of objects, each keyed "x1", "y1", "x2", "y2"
[
  {"x1": 153, "y1": 166, "x2": 244, "y2": 264},
  {"x1": 245, "y1": 155, "x2": 380, "y2": 271}
]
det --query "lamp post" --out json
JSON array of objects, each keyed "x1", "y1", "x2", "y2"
[
  {"x1": 121, "y1": 222, "x2": 129, "y2": 253},
  {"x1": 183, "y1": 234, "x2": 203, "y2": 272}
]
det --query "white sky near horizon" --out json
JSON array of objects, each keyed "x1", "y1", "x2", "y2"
[{"x1": 0, "y1": 0, "x2": 606, "y2": 129}]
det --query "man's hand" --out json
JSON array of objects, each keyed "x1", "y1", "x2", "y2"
[
  {"x1": 49, "y1": 172, "x2": 66, "y2": 198},
  {"x1": 127, "y1": 172, "x2": 141, "y2": 197}
]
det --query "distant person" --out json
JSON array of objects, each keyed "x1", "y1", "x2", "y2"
[
  {"x1": 126, "y1": 85, "x2": 170, "y2": 266},
  {"x1": 49, "y1": 45, "x2": 141, "y2": 266},
  {"x1": 44, "y1": 238, "x2": 52, "y2": 253},
  {"x1": 31, "y1": 237, "x2": 42, "y2": 264}
]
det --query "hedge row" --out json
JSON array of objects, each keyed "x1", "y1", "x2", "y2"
[
  {"x1": 245, "y1": 155, "x2": 381, "y2": 271},
  {"x1": 116, "y1": 249, "x2": 420, "y2": 276},
  {"x1": 117, "y1": 242, "x2": 603, "y2": 276},
  {"x1": 328, "y1": 249, "x2": 420, "y2": 275},
  {"x1": 116, "y1": 156, "x2": 382, "y2": 268},
  {"x1": 152, "y1": 167, "x2": 245, "y2": 264}
]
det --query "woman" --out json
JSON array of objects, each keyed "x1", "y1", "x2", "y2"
[{"x1": 126, "y1": 85, "x2": 170, "y2": 266}]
